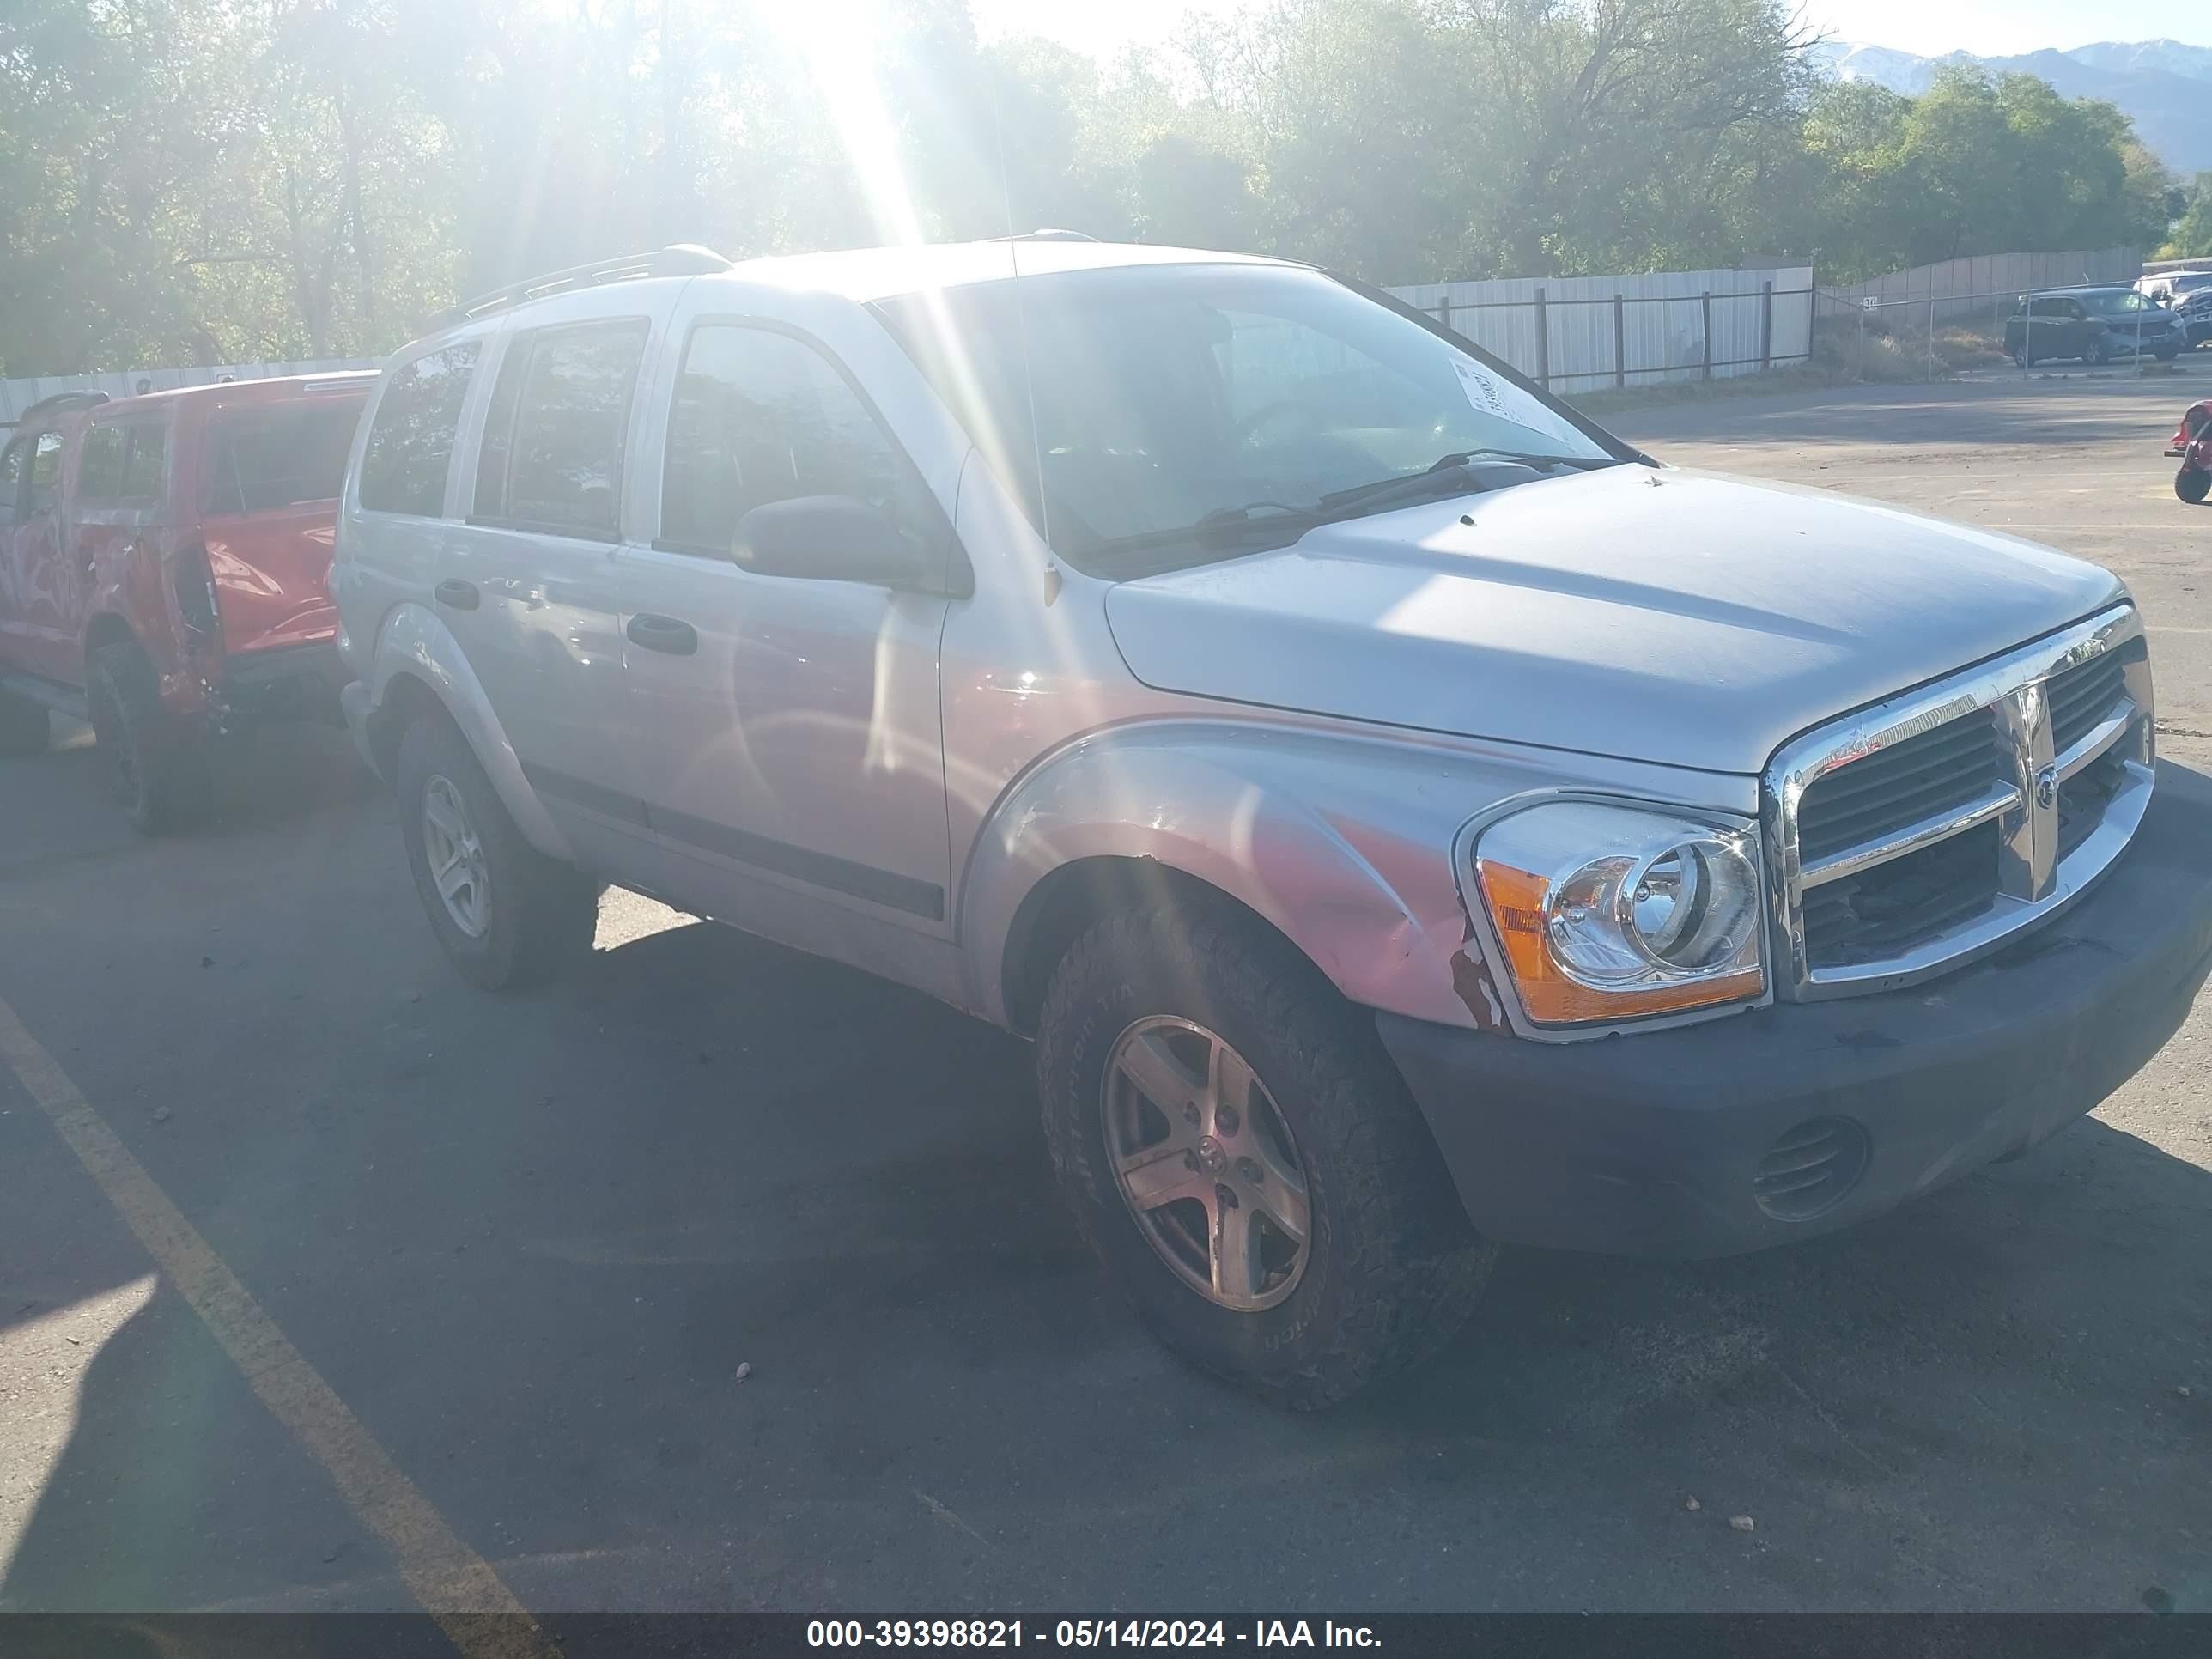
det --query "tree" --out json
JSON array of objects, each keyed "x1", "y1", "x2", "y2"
[{"x1": 2158, "y1": 173, "x2": 2212, "y2": 258}]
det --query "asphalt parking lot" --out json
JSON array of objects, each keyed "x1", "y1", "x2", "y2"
[{"x1": 3, "y1": 362, "x2": 2210, "y2": 1620}]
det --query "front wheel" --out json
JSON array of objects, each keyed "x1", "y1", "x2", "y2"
[
  {"x1": 2082, "y1": 336, "x2": 2109, "y2": 367},
  {"x1": 2180, "y1": 467, "x2": 2211, "y2": 506},
  {"x1": 396, "y1": 714, "x2": 599, "y2": 989},
  {"x1": 1036, "y1": 897, "x2": 1496, "y2": 1408}
]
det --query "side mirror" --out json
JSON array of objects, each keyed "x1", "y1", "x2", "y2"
[{"x1": 734, "y1": 495, "x2": 930, "y2": 589}]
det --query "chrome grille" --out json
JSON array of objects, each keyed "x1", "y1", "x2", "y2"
[
  {"x1": 1801, "y1": 823, "x2": 2001, "y2": 968},
  {"x1": 2048, "y1": 640, "x2": 2136, "y2": 754},
  {"x1": 1765, "y1": 606, "x2": 2155, "y2": 1000},
  {"x1": 1794, "y1": 708, "x2": 2000, "y2": 863}
]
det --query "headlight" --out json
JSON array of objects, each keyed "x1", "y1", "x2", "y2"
[{"x1": 1471, "y1": 801, "x2": 1765, "y2": 1025}]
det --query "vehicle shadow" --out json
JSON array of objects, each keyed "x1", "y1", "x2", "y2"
[
  {"x1": 3, "y1": 720, "x2": 374, "y2": 869},
  {"x1": 5, "y1": 906, "x2": 2208, "y2": 1613}
]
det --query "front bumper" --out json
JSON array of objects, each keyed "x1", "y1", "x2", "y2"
[{"x1": 1378, "y1": 760, "x2": 2212, "y2": 1259}]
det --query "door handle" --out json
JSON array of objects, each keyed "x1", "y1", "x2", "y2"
[
  {"x1": 626, "y1": 613, "x2": 698, "y2": 656},
  {"x1": 434, "y1": 579, "x2": 479, "y2": 611},
  {"x1": 484, "y1": 577, "x2": 545, "y2": 609}
]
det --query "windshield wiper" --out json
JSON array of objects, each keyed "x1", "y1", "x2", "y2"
[
  {"x1": 1088, "y1": 500, "x2": 1322, "y2": 565},
  {"x1": 1316, "y1": 448, "x2": 1620, "y2": 519}
]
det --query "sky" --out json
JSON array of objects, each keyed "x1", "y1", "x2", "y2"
[{"x1": 966, "y1": 0, "x2": 2212, "y2": 64}]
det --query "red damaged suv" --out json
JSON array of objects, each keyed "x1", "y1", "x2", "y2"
[{"x1": 0, "y1": 373, "x2": 374, "y2": 830}]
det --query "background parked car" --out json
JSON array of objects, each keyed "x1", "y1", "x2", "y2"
[
  {"x1": 0, "y1": 372, "x2": 375, "y2": 830},
  {"x1": 2005, "y1": 286, "x2": 2185, "y2": 368},
  {"x1": 2173, "y1": 287, "x2": 2212, "y2": 349},
  {"x1": 2136, "y1": 270, "x2": 2212, "y2": 308}
]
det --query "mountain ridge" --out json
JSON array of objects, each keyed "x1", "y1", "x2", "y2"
[{"x1": 1808, "y1": 38, "x2": 2212, "y2": 173}]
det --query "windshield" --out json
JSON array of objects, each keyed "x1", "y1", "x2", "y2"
[{"x1": 874, "y1": 263, "x2": 1619, "y2": 571}]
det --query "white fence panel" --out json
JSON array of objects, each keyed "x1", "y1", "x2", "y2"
[
  {"x1": 2, "y1": 358, "x2": 379, "y2": 426},
  {"x1": 1389, "y1": 267, "x2": 1814, "y2": 392}
]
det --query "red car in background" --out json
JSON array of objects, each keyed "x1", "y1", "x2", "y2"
[
  {"x1": 2169, "y1": 398, "x2": 2211, "y2": 457},
  {"x1": 0, "y1": 373, "x2": 375, "y2": 830}
]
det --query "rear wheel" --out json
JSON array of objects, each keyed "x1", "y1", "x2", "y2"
[
  {"x1": 0, "y1": 685, "x2": 49, "y2": 757},
  {"x1": 1035, "y1": 896, "x2": 1496, "y2": 1408},
  {"x1": 2014, "y1": 341, "x2": 2033, "y2": 369},
  {"x1": 396, "y1": 713, "x2": 599, "y2": 989},
  {"x1": 2179, "y1": 467, "x2": 2211, "y2": 506},
  {"x1": 85, "y1": 641, "x2": 214, "y2": 834}
]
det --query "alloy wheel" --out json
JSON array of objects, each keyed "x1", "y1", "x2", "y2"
[
  {"x1": 422, "y1": 775, "x2": 490, "y2": 939},
  {"x1": 1102, "y1": 1016, "x2": 1312, "y2": 1312}
]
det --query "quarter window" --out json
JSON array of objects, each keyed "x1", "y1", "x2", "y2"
[
  {"x1": 473, "y1": 319, "x2": 647, "y2": 539},
  {"x1": 360, "y1": 342, "x2": 481, "y2": 516},
  {"x1": 79, "y1": 425, "x2": 129, "y2": 501},
  {"x1": 206, "y1": 404, "x2": 357, "y2": 515},
  {"x1": 118, "y1": 425, "x2": 167, "y2": 501},
  {"x1": 660, "y1": 325, "x2": 917, "y2": 554}
]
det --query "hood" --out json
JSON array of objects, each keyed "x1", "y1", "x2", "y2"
[{"x1": 1103, "y1": 465, "x2": 2124, "y2": 775}]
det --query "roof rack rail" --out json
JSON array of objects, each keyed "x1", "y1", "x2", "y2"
[
  {"x1": 423, "y1": 243, "x2": 733, "y2": 332},
  {"x1": 18, "y1": 390, "x2": 112, "y2": 423},
  {"x1": 985, "y1": 228, "x2": 1100, "y2": 244}
]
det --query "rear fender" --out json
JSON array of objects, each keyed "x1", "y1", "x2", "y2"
[{"x1": 356, "y1": 600, "x2": 572, "y2": 861}]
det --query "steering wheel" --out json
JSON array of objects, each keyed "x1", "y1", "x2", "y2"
[{"x1": 1231, "y1": 399, "x2": 1326, "y2": 448}]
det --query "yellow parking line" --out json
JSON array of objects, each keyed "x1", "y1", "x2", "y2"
[{"x1": 0, "y1": 994, "x2": 561, "y2": 1659}]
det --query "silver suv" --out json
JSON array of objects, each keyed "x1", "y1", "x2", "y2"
[{"x1": 332, "y1": 240, "x2": 2212, "y2": 1406}]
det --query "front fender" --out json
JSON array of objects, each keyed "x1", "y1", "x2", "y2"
[
  {"x1": 357, "y1": 601, "x2": 572, "y2": 862},
  {"x1": 963, "y1": 719, "x2": 1761, "y2": 1034},
  {"x1": 963, "y1": 721, "x2": 1534, "y2": 1031}
]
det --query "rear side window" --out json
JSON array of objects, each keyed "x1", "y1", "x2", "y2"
[
  {"x1": 0, "y1": 434, "x2": 25, "y2": 518},
  {"x1": 24, "y1": 431, "x2": 64, "y2": 514},
  {"x1": 205, "y1": 402, "x2": 361, "y2": 516},
  {"x1": 473, "y1": 319, "x2": 648, "y2": 539},
  {"x1": 360, "y1": 343, "x2": 481, "y2": 516},
  {"x1": 660, "y1": 324, "x2": 917, "y2": 553},
  {"x1": 79, "y1": 425, "x2": 128, "y2": 501},
  {"x1": 2028, "y1": 297, "x2": 2073, "y2": 318}
]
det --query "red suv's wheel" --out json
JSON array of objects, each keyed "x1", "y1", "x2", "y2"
[{"x1": 85, "y1": 641, "x2": 214, "y2": 835}]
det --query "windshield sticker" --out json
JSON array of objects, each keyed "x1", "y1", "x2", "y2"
[
  {"x1": 1453, "y1": 359, "x2": 1511, "y2": 417},
  {"x1": 1451, "y1": 358, "x2": 1581, "y2": 446}
]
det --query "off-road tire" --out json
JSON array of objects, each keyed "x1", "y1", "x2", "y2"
[
  {"x1": 1036, "y1": 896, "x2": 1497, "y2": 1409},
  {"x1": 2179, "y1": 467, "x2": 2211, "y2": 507},
  {"x1": 85, "y1": 641, "x2": 214, "y2": 834},
  {"x1": 396, "y1": 712, "x2": 598, "y2": 990},
  {"x1": 0, "y1": 685, "x2": 49, "y2": 757}
]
